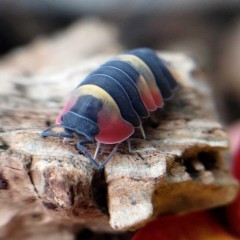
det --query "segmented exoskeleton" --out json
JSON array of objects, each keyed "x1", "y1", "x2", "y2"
[{"x1": 41, "y1": 48, "x2": 179, "y2": 169}]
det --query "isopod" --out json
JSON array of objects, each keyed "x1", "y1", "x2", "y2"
[{"x1": 41, "y1": 48, "x2": 178, "y2": 169}]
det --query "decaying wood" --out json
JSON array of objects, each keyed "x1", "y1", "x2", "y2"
[{"x1": 0, "y1": 19, "x2": 238, "y2": 239}]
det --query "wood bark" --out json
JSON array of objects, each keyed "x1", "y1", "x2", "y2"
[{"x1": 0, "y1": 19, "x2": 238, "y2": 239}]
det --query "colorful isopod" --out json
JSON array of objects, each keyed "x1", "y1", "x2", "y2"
[{"x1": 41, "y1": 48, "x2": 179, "y2": 169}]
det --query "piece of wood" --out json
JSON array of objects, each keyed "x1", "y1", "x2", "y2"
[
  {"x1": 0, "y1": 20, "x2": 238, "y2": 238},
  {"x1": 105, "y1": 53, "x2": 239, "y2": 230}
]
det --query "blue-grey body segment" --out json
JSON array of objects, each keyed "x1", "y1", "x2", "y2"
[
  {"x1": 70, "y1": 95, "x2": 102, "y2": 123},
  {"x1": 129, "y1": 48, "x2": 177, "y2": 99},
  {"x1": 80, "y1": 74, "x2": 141, "y2": 127},
  {"x1": 91, "y1": 66, "x2": 149, "y2": 118},
  {"x1": 61, "y1": 113, "x2": 99, "y2": 142},
  {"x1": 60, "y1": 95, "x2": 102, "y2": 141},
  {"x1": 156, "y1": 58, "x2": 178, "y2": 91},
  {"x1": 102, "y1": 60, "x2": 140, "y2": 85}
]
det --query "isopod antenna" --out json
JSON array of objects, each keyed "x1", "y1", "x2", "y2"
[{"x1": 40, "y1": 124, "x2": 74, "y2": 138}]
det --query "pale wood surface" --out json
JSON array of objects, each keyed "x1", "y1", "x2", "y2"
[{"x1": 0, "y1": 19, "x2": 238, "y2": 239}]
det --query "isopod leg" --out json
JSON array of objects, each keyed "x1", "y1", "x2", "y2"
[
  {"x1": 127, "y1": 138, "x2": 136, "y2": 153},
  {"x1": 77, "y1": 141, "x2": 119, "y2": 170},
  {"x1": 98, "y1": 144, "x2": 119, "y2": 170},
  {"x1": 77, "y1": 140, "x2": 101, "y2": 169},
  {"x1": 94, "y1": 142, "x2": 101, "y2": 159},
  {"x1": 139, "y1": 125, "x2": 146, "y2": 140}
]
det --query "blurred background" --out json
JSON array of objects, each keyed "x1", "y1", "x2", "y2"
[
  {"x1": 0, "y1": 2, "x2": 239, "y2": 240},
  {"x1": 0, "y1": 0, "x2": 240, "y2": 124}
]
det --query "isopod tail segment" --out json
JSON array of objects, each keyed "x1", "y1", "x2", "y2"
[
  {"x1": 127, "y1": 48, "x2": 179, "y2": 96},
  {"x1": 40, "y1": 48, "x2": 179, "y2": 169}
]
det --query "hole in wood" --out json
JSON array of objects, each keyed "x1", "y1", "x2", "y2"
[
  {"x1": 198, "y1": 151, "x2": 217, "y2": 171},
  {"x1": 0, "y1": 140, "x2": 9, "y2": 150},
  {"x1": 91, "y1": 170, "x2": 109, "y2": 215},
  {"x1": 183, "y1": 151, "x2": 217, "y2": 179},
  {"x1": 0, "y1": 172, "x2": 9, "y2": 190}
]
